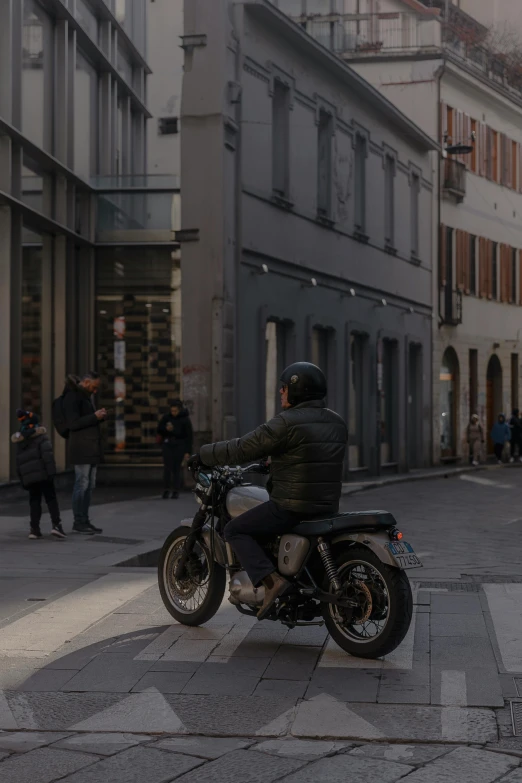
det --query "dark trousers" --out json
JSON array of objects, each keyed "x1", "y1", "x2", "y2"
[
  {"x1": 494, "y1": 443, "x2": 505, "y2": 461},
  {"x1": 28, "y1": 480, "x2": 61, "y2": 529},
  {"x1": 511, "y1": 437, "x2": 522, "y2": 458},
  {"x1": 224, "y1": 500, "x2": 307, "y2": 587},
  {"x1": 162, "y1": 444, "x2": 184, "y2": 491}
]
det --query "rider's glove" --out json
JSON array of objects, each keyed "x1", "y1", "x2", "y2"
[{"x1": 187, "y1": 453, "x2": 203, "y2": 473}]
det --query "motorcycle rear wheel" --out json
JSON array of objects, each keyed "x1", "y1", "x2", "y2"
[
  {"x1": 158, "y1": 526, "x2": 226, "y2": 626},
  {"x1": 322, "y1": 545, "x2": 413, "y2": 659}
]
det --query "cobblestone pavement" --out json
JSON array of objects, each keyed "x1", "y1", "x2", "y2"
[{"x1": 0, "y1": 474, "x2": 522, "y2": 781}]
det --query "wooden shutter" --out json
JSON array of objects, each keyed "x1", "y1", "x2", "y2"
[
  {"x1": 480, "y1": 123, "x2": 488, "y2": 177},
  {"x1": 464, "y1": 231, "x2": 470, "y2": 292},
  {"x1": 440, "y1": 102, "x2": 447, "y2": 144},
  {"x1": 479, "y1": 237, "x2": 485, "y2": 297},
  {"x1": 471, "y1": 119, "x2": 478, "y2": 173},
  {"x1": 479, "y1": 237, "x2": 493, "y2": 298},
  {"x1": 456, "y1": 230, "x2": 463, "y2": 290},
  {"x1": 519, "y1": 142, "x2": 522, "y2": 193},
  {"x1": 512, "y1": 141, "x2": 518, "y2": 191},
  {"x1": 520, "y1": 249, "x2": 522, "y2": 304},
  {"x1": 439, "y1": 224, "x2": 447, "y2": 287},
  {"x1": 500, "y1": 244, "x2": 509, "y2": 303}
]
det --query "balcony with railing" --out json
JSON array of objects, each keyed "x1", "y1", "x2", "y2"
[
  {"x1": 443, "y1": 158, "x2": 466, "y2": 202},
  {"x1": 94, "y1": 175, "x2": 180, "y2": 244}
]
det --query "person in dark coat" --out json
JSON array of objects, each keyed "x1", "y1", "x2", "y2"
[
  {"x1": 192, "y1": 362, "x2": 348, "y2": 620},
  {"x1": 157, "y1": 400, "x2": 193, "y2": 499},
  {"x1": 509, "y1": 409, "x2": 522, "y2": 463},
  {"x1": 491, "y1": 413, "x2": 511, "y2": 464},
  {"x1": 12, "y1": 410, "x2": 66, "y2": 540},
  {"x1": 62, "y1": 372, "x2": 107, "y2": 534}
]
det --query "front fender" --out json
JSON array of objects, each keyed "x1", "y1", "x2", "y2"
[{"x1": 331, "y1": 531, "x2": 403, "y2": 569}]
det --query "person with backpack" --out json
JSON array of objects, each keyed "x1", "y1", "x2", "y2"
[
  {"x1": 56, "y1": 373, "x2": 107, "y2": 535},
  {"x1": 12, "y1": 410, "x2": 66, "y2": 540},
  {"x1": 509, "y1": 408, "x2": 522, "y2": 463}
]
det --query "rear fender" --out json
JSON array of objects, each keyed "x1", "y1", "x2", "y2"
[{"x1": 331, "y1": 531, "x2": 401, "y2": 569}]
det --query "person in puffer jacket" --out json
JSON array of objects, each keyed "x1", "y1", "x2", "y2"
[{"x1": 12, "y1": 410, "x2": 66, "y2": 540}]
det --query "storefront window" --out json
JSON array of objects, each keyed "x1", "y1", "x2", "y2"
[
  {"x1": 440, "y1": 348, "x2": 459, "y2": 457},
  {"x1": 75, "y1": 51, "x2": 99, "y2": 179},
  {"x1": 349, "y1": 333, "x2": 365, "y2": 468},
  {"x1": 265, "y1": 320, "x2": 288, "y2": 421},
  {"x1": 22, "y1": 0, "x2": 54, "y2": 151},
  {"x1": 95, "y1": 249, "x2": 181, "y2": 462},
  {"x1": 21, "y1": 240, "x2": 43, "y2": 416},
  {"x1": 380, "y1": 339, "x2": 397, "y2": 465}
]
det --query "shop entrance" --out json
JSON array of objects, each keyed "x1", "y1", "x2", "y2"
[{"x1": 486, "y1": 355, "x2": 503, "y2": 455}]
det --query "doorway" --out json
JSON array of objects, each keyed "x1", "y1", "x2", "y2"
[
  {"x1": 486, "y1": 354, "x2": 503, "y2": 454},
  {"x1": 440, "y1": 347, "x2": 459, "y2": 458},
  {"x1": 408, "y1": 343, "x2": 423, "y2": 468}
]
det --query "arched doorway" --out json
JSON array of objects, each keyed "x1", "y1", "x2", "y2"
[
  {"x1": 440, "y1": 348, "x2": 459, "y2": 458},
  {"x1": 486, "y1": 355, "x2": 503, "y2": 454}
]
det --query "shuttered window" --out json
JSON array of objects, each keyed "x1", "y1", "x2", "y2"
[{"x1": 479, "y1": 237, "x2": 494, "y2": 299}]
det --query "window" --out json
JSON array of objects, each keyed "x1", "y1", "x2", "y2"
[
  {"x1": 317, "y1": 110, "x2": 333, "y2": 217},
  {"x1": 158, "y1": 117, "x2": 179, "y2": 136},
  {"x1": 117, "y1": 45, "x2": 133, "y2": 85},
  {"x1": 95, "y1": 249, "x2": 182, "y2": 459},
  {"x1": 469, "y1": 349, "x2": 478, "y2": 417},
  {"x1": 513, "y1": 248, "x2": 518, "y2": 304},
  {"x1": 75, "y1": 51, "x2": 99, "y2": 178},
  {"x1": 21, "y1": 240, "x2": 43, "y2": 417},
  {"x1": 349, "y1": 334, "x2": 366, "y2": 469},
  {"x1": 410, "y1": 172, "x2": 420, "y2": 258},
  {"x1": 380, "y1": 340, "x2": 397, "y2": 465},
  {"x1": 492, "y1": 242, "x2": 498, "y2": 299},
  {"x1": 22, "y1": 0, "x2": 54, "y2": 151},
  {"x1": 272, "y1": 80, "x2": 290, "y2": 199},
  {"x1": 512, "y1": 354, "x2": 519, "y2": 410},
  {"x1": 479, "y1": 237, "x2": 493, "y2": 299},
  {"x1": 354, "y1": 133, "x2": 367, "y2": 233},
  {"x1": 311, "y1": 327, "x2": 329, "y2": 376},
  {"x1": 489, "y1": 129, "x2": 499, "y2": 183},
  {"x1": 265, "y1": 320, "x2": 288, "y2": 421},
  {"x1": 513, "y1": 141, "x2": 519, "y2": 192},
  {"x1": 469, "y1": 235, "x2": 476, "y2": 295},
  {"x1": 470, "y1": 119, "x2": 478, "y2": 173},
  {"x1": 75, "y1": 0, "x2": 98, "y2": 42},
  {"x1": 384, "y1": 154, "x2": 395, "y2": 249},
  {"x1": 445, "y1": 105, "x2": 454, "y2": 145}
]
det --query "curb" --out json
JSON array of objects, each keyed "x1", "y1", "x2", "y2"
[{"x1": 341, "y1": 465, "x2": 487, "y2": 496}]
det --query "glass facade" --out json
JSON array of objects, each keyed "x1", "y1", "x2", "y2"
[
  {"x1": 0, "y1": 0, "x2": 176, "y2": 481},
  {"x1": 95, "y1": 249, "x2": 181, "y2": 462}
]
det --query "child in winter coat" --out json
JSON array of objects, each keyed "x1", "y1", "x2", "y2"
[
  {"x1": 12, "y1": 410, "x2": 66, "y2": 539},
  {"x1": 490, "y1": 413, "x2": 511, "y2": 464}
]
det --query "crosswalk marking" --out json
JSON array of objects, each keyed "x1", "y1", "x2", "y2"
[
  {"x1": 483, "y1": 583, "x2": 522, "y2": 672},
  {"x1": 69, "y1": 688, "x2": 188, "y2": 733},
  {"x1": 0, "y1": 574, "x2": 156, "y2": 658},
  {"x1": 459, "y1": 474, "x2": 512, "y2": 489}
]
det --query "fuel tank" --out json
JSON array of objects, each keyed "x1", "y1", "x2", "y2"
[{"x1": 226, "y1": 485, "x2": 269, "y2": 518}]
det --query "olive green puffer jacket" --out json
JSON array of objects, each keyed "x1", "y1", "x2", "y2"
[{"x1": 199, "y1": 400, "x2": 347, "y2": 515}]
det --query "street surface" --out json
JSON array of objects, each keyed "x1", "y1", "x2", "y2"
[{"x1": 0, "y1": 470, "x2": 522, "y2": 781}]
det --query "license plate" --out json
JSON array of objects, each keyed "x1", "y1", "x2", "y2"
[{"x1": 387, "y1": 541, "x2": 422, "y2": 569}]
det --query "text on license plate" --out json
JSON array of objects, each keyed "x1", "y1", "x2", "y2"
[{"x1": 387, "y1": 541, "x2": 422, "y2": 569}]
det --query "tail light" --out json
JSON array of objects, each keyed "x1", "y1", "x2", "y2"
[{"x1": 389, "y1": 528, "x2": 403, "y2": 541}]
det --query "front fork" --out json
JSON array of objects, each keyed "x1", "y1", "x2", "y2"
[{"x1": 174, "y1": 507, "x2": 208, "y2": 579}]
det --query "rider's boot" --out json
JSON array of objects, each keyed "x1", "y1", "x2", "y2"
[{"x1": 257, "y1": 572, "x2": 290, "y2": 621}]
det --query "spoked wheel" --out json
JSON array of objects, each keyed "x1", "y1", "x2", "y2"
[
  {"x1": 158, "y1": 526, "x2": 226, "y2": 626},
  {"x1": 322, "y1": 545, "x2": 413, "y2": 658}
]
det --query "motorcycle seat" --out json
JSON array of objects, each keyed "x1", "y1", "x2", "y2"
[{"x1": 293, "y1": 511, "x2": 397, "y2": 537}]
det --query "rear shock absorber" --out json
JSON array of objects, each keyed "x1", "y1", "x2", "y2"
[{"x1": 317, "y1": 537, "x2": 341, "y2": 592}]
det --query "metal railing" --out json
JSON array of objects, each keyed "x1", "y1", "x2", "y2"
[
  {"x1": 443, "y1": 158, "x2": 466, "y2": 200},
  {"x1": 305, "y1": 14, "x2": 439, "y2": 55},
  {"x1": 439, "y1": 287, "x2": 463, "y2": 326}
]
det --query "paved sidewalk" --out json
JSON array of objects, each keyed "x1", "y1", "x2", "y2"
[{"x1": 1, "y1": 477, "x2": 522, "y2": 781}]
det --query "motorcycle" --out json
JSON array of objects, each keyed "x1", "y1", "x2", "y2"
[{"x1": 158, "y1": 462, "x2": 422, "y2": 659}]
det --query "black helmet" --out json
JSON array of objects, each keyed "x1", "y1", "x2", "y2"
[{"x1": 280, "y1": 362, "x2": 327, "y2": 406}]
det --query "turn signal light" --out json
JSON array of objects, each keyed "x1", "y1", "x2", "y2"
[{"x1": 389, "y1": 529, "x2": 403, "y2": 541}]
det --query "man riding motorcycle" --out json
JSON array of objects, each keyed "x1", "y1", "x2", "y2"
[{"x1": 189, "y1": 362, "x2": 348, "y2": 620}]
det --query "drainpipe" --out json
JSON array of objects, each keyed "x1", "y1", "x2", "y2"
[{"x1": 435, "y1": 62, "x2": 446, "y2": 467}]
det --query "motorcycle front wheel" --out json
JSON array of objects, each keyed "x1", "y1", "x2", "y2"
[
  {"x1": 158, "y1": 525, "x2": 226, "y2": 626},
  {"x1": 322, "y1": 544, "x2": 413, "y2": 659}
]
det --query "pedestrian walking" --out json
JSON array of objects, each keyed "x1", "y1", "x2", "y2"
[
  {"x1": 60, "y1": 373, "x2": 107, "y2": 535},
  {"x1": 491, "y1": 413, "x2": 511, "y2": 464},
  {"x1": 466, "y1": 413, "x2": 484, "y2": 466},
  {"x1": 157, "y1": 400, "x2": 193, "y2": 499},
  {"x1": 509, "y1": 408, "x2": 522, "y2": 463},
  {"x1": 12, "y1": 410, "x2": 66, "y2": 540}
]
